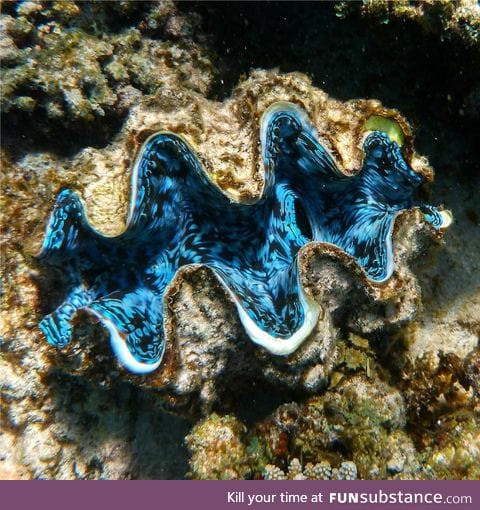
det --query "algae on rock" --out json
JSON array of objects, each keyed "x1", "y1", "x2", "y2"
[{"x1": 1, "y1": 1, "x2": 215, "y2": 150}]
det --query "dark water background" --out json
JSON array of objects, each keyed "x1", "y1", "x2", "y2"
[{"x1": 185, "y1": 1, "x2": 479, "y2": 180}]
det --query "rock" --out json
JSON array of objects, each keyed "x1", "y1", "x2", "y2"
[{"x1": 186, "y1": 414, "x2": 250, "y2": 480}]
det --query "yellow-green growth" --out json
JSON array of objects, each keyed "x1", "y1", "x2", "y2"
[{"x1": 365, "y1": 115, "x2": 405, "y2": 147}]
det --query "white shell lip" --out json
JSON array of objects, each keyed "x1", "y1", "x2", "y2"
[
  {"x1": 439, "y1": 210, "x2": 453, "y2": 229},
  {"x1": 84, "y1": 308, "x2": 163, "y2": 374},
  {"x1": 213, "y1": 261, "x2": 321, "y2": 356},
  {"x1": 260, "y1": 101, "x2": 317, "y2": 163}
]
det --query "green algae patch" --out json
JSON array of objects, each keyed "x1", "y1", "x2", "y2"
[{"x1": 365, "y1": 115, "x2": 405, "y2": 147}]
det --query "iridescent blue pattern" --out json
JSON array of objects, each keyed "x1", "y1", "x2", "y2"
[{"x1": 38, "y1": 103, "x2": 446, "y2": 373}]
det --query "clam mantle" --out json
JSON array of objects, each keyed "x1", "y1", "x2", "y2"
[{"x1": 37, "y1": 81, "x2": 451, "y2": 376}]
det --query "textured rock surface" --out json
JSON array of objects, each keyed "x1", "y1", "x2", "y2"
[
  {"x1": 1, "y1": 1, "x2": 213, "y2": 151},
  {"x1": 4, "y1": 69, "x2": 450, "y2": 415},
  {"x1": 186, "y1": 372, "x2": 478, "y2": 480},
  {"x1": 186, "y1": 414, "x2": 250, "y2": 480},
  {"x1": 252, "y1": 375, "x2": 424, "y2": 480},
  {"x1": 1, "y1": 1, "x2": 479, "y2": 480},
  {"x1": 336, "y1": 0, "x2": 480, "y2": 48},
  {"x1": 1, "y1": 0, "x2": 203, "y2": 480}
]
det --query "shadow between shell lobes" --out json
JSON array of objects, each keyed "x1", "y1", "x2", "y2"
[{"x1": 37, "y1": 102, "x2": 448, "y2": 374}]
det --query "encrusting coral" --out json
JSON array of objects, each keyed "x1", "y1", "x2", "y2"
[
  {"x1": 22, "y1": 68, "x2": 453, "y2": 414},
  {"x1": 0, "y1": 44, "x2": 457, "y2": 419},
  {"x1": 184, "y1": 370, "x2": 479, "y2": 480},
  {"x1": 335, "y1": 0, "x2": 480, "y2": 48},
  {"x1": 1, "y1": 1, "x2": 214, "y2": 149},
  {"x1": 186, "y1": 414, "x2": 250, "y2": 480}
]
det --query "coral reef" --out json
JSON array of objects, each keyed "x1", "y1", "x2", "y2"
[
  {"x1": 1, "y1": 0, "x2": 205, "y2": 480},
  {"x1": 263, "y1": 458, "x2": 358, "y2": 480},
  {"x1": 1, "y1": 1, "x2": 214, "y2": 150},
  {"x1": 426, "y1": 410, "x2": 480, "y2": 479},
  {"x1": 184, "y1": 369, "x2": 479, "y2": 480},
  {"x1": 335, "y1": 0, "x2": 480, "y2": 48},
  {"x1": 0, "y1": 368, "x2": 192, "y2": 479},
  {"x1": 1, "y1": 1, "x2": 478, "y2": 481},
  {"x1": 186, "y1": 414, "x2": 250, "y2": 480},
  {"x1": 13, "y1": 69, "x2": 451, "y2": 415},
  {"x1": 253, "y1": 375, "x2": 424, "y2": 480}
]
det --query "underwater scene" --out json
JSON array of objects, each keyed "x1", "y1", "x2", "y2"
[{"x1": 1, "y1": 0, "x2": 479, "y2": 480}]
